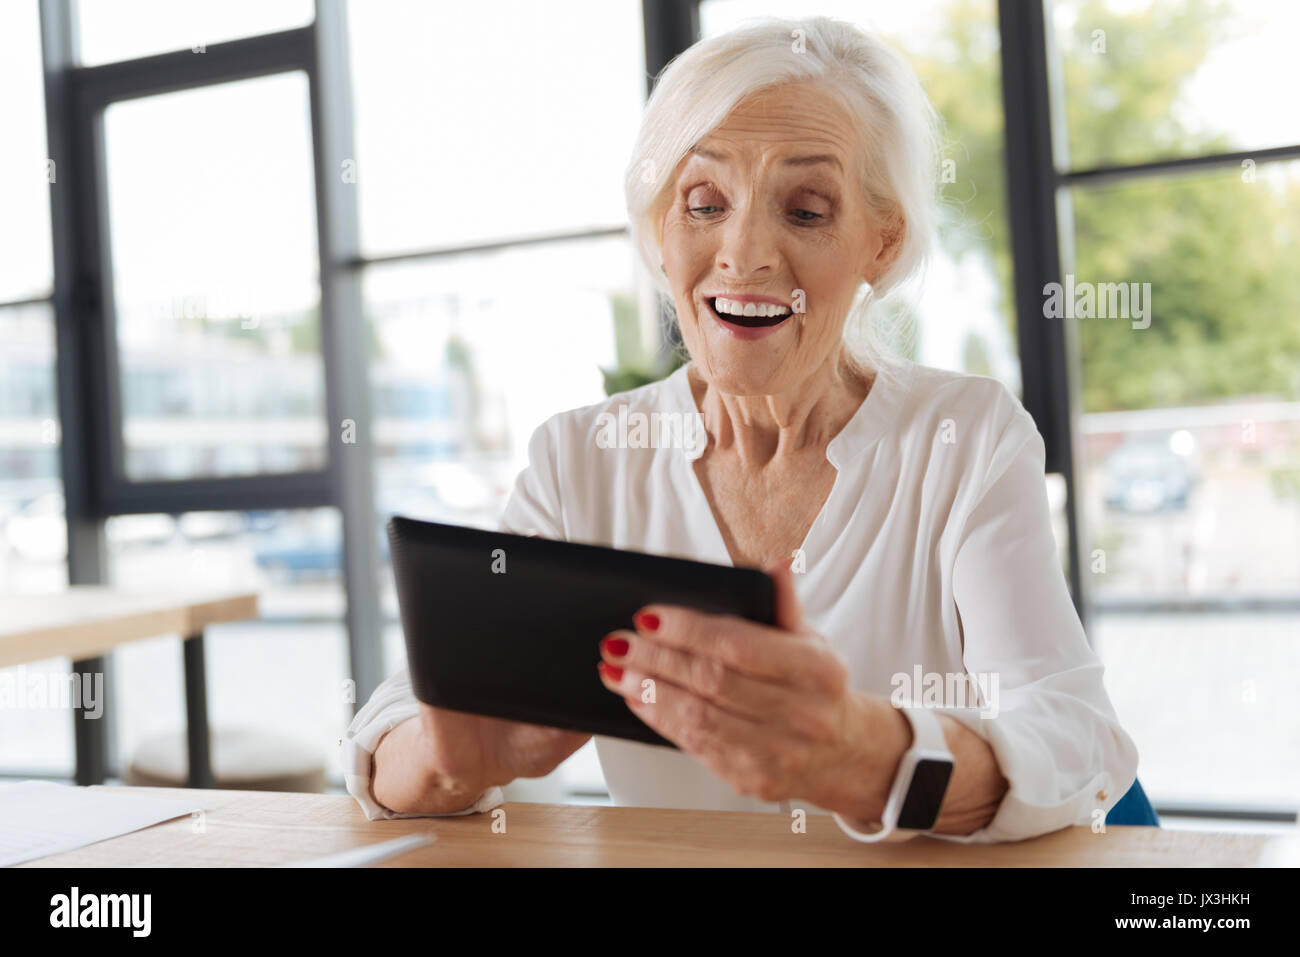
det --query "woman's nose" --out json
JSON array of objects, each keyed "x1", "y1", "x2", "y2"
[{"x1": 714, "y1": 203, "x2": 778, "y2": 278}]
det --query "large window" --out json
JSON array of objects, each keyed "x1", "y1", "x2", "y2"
[
  {"x1": 103, "y1": 72, "x2": 327, "y2": 481},
  {"x1": 1049, "y1": 0, "x2": 1300, "y2": 809},
  {"x1": 0, "y1": 0, "x2": 70, "y2": 773},
  {"x1": 347, "y1": 0, "x2": 645, "y2": 255},
  {"x1": 0, "y1": 2, "x2": 53, "y2": 305},
  {"x1": 347, "y1": 0, "x2": 649, "y2": 802},
  {"x1": 0, "y1": 2, "x2": 346, "y2": 786},
  {"x1": 1053, "y1": 0, "x2": 1300, "y2": 168},
  {"x1": 73, "y1": 0, "x2": 314, "y2": 66}
]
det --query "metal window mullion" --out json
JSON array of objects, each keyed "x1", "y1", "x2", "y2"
[
  {"x1": 40, "y1": 0, "x2": 113, "y2": 785},
  {"x1": 997, "y1": 0, "x2": 1087, "y2": 627},
  {"x1": 103, "y1": 471, "x2": 334, "y2": 515},
  {"x1": 0, "y1": 295, "x2": 56, "y2": 311},
  {"x1": 348, "y1": 225, "x2": 631, "y2": 270},
  {"x1": 641, "y1": 2, "x2": 700, "y2": 362},
  {"x1": 642, "y1": 0, "x2": 699, "y2": 95},
  {"x1": 1064, "y1": 142, "x2": 1300, "y2": 189},
  {"x1": 312, "y1": 1, "x2": 383, "y2": 706},
  {"x1": 68, "y1": 27, "x2": 315, "y2": 106}
]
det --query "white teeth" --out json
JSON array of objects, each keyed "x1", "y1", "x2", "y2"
[{"x1": 712, "y1": 296, "x2": 790, "y2": 318}]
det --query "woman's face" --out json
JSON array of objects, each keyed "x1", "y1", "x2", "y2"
[{"x1": 660, "y1": 81, "x2": 896, "y2": 396}]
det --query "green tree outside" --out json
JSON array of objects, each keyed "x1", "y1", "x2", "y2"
[{"x1": 908, "y1": 0, "x2": 1299, "y2": 412}]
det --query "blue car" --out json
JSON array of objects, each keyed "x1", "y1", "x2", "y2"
[
  {"x1": 253, "y1": 511, "x2": 343, "y2": 580},
  {"x1": 1103, "y1": 440, "x2": 1197, "y2": 513}
]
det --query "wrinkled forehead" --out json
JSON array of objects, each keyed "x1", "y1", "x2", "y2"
[{"x1": 685, "y1": 81, "x2": 860, "y2": 175}]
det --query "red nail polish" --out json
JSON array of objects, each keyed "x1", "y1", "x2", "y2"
[
  {"x1": 601, "y1": 636, "x2": 630, "y2": 658},
  {"x1": 598, "y1": 662, "x2": 624, "y2": 682},
  {"x1": 634, "y1": 611, "x2": 660, "y2": 632}
]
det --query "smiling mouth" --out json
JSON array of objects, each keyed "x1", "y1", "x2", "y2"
[{"x1": 706, "y1": 297, "x2": 792, "y2": 328}]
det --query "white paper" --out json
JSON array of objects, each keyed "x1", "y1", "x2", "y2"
[
  {"x1": 0, "y1": 781, "x2": 210, "y2": 866},
  {"x1": 283, "y1": 833, "x2": 435, "y2": 868}
]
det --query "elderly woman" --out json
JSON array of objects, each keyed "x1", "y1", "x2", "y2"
[{"x1": 341, "y1": 16, "x2": 1138, "y2": 843}]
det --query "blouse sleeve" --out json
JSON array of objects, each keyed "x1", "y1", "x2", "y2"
[
  {"x1": 924, "y1": 407, "x2": 1139, "y2": 843},
  {"x1": 339, "y1": 419, "x2": 565, "y2": 820}
]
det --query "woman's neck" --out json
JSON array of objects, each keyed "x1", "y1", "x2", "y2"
[{"x1": 687, "y1": 352, "x2": 872, "y2": 468}]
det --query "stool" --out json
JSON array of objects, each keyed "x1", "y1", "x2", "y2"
[{"x1": 125, "y1": 727, "x2": 326, "y2": 793}]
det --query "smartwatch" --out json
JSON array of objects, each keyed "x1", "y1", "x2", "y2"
[{"x1": 834, "y1": 706, "x2": 954, "y2": 842}]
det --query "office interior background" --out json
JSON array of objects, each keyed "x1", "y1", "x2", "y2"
[{"x1": 0, "y1": 0, "x2": 1296, "y2": 829}]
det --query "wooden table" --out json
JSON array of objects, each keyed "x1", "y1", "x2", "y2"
[
  {"x1": 20, "y1": 786, "x2": 1300, "y2": 867},
  {"x1": 0, "y1": 588, "x2": 259, "y2": 787}
]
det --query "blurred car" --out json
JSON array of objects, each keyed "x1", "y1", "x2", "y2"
[
  {"x1": 1103, "y1": 439, "x2": 1197, "y2": 513},
  {"x1": 251, "y1": 496, "x2": 434, "y2": 579},
  {"x1": 252, "y1": 510, "x2": 342, "y2": 581}
]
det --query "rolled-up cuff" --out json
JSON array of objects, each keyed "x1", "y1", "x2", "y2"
[{"x1": 924, "y1": 707, "x2": 1126, "y2": 844}]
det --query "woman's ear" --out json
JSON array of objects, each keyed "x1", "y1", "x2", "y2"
[{"x1": 862, "y1": 206, "x2": 906, "y2": 285}]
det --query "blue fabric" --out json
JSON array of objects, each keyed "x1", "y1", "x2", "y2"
[{"x1": 1106, "y1": 778, "x2": 1159, "y2": 826}]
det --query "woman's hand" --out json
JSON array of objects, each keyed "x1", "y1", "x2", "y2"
[
  {"x1": 597, "y1": 560, "x2": 910, "y2": 820},
  {"x1": 372, "y1": 704, "x2": 590, "y2": 816}
]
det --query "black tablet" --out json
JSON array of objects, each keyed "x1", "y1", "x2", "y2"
[{"x1": 386, "y1": 516, "x2": 776, "y2": 748}]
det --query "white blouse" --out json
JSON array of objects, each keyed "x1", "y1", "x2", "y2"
[{"x1": 340, "y1": 359, "x2": 1139, "y2": 843}]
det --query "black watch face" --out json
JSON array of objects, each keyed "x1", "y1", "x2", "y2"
[{"x1": 897, "y1": 758, "x2": 954, "y2": 830}]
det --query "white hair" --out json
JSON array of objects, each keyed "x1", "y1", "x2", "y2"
[{"x1": 624, "y1": 16, "x2": 941, "y2": 374}]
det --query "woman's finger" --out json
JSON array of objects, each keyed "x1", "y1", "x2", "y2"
[
  {"x1": 767, "y1": 558, "x2": 807, "y2": 633},
  {"x1": 597, "y1": 662, "x2": 770, "y2": 772},
  {"x1": 630, "y1": 605, "x2": 842, "y2": 694},
  {"x1": 600, "y1": 628, "x2": 804, "y2": 725}
]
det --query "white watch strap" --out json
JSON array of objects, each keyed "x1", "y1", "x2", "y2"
[
  {"x1": 834, "y1": 707, "x2": 952, "y2": 843},
  {"x1": 904, "y1": 704, "x2": 949, "y2": 754}
]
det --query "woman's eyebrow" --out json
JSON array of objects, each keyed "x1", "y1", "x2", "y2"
[
  {"x1": 780, "y1": 153, "x2": 842, "y2": 171},
  {"x1": 687, "y1": 146, "x2": 842, "y2": 172},
  {"x1": 687, "y1": 146, "x2": 727, "y2": 162}
]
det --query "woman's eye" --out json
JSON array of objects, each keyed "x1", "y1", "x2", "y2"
[
  {"x1": 689, "y1": 205, "x2": 723, "y2": 216},
  {"x1": 790, "y1": 208, "x2": 824, "y2": 223}
]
